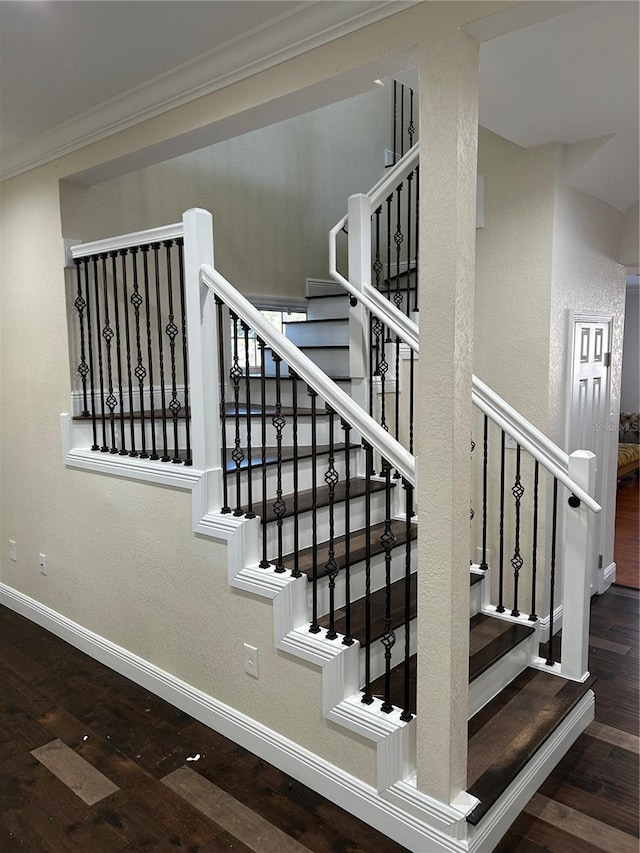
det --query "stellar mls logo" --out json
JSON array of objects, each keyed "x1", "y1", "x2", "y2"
[{"x1": 589, "y1": 422, "x2": 615, "y2": 432}]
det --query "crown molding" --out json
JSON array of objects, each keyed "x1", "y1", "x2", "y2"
[{"x1": 0, "y1": 1, "x2": 418, "y2": 182}]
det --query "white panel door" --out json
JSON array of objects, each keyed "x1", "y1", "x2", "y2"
[{"x1": 570, "y1": 318, "x2": 612, "y2": 592}]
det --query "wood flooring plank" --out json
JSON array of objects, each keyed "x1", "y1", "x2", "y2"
[
  {"x1": 587, "y1": 720, "x2": 640, "y2": 754},
  {"x1": 162, "y1": 766, "x2": 313, "y2": 853},
  {"x1": 31, "y1": 739, "x2": 119, "y2": 806},
  {"x1": 525, "y1": 793, "x2": 639, "y2": 853},
  {"x1": 588, "y1": 635, "x2": 632, "y2": 655}
]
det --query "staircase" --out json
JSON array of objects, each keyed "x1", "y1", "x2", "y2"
[{"x1": 61, "y1": 101, "x2": 600, "y2": 850}]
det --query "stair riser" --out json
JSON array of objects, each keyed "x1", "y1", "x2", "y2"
[
  {"x1": 468, "y1": 630, "x2": 538, "y2": 719},
  {"x1": 225, "y1": 417, "x2": 337, "y2": 447},
  {"x1": 306, "y1": 295, "x2": 350, "y2": 321},
  {"x1": 284, "y1": 320, "x2": 349, "y2": 348},
  {"x1": 308, "y1": 549, "x2": 417, "y2": 619},
  {"x1": 263, "y1": 347, "x2": 350, "y2": 377},
  {"x1": 240, "y1": 377, "x2": 352, "y2": 408}
]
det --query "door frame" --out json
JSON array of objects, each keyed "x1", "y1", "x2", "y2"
[{"x1": 567, "y1": 310, "x2": 615, "y2": 595}]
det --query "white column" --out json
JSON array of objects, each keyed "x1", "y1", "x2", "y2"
[
  {"x1": 415, "y1": 24, "x2": 479, "y2": 805},
  {"x1": 560, "y1": 449, "x2": 597, "y2": 681},
  {"x1": 182, "y1": 208, "x2": 222, "y2": 479},
  {"x1": 347, "y1": 193, "x2": 371, "y2": 414}
]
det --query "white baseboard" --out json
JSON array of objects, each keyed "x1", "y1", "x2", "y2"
[
  {"x1": 0, "y1": 582, "x2": 475, "y2": 852},
  {"x1": 603, "y1": 561, "x2": 616, "y2": 590}
]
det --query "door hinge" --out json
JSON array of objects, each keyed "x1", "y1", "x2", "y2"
[
  {"x1": 604, "y1": 352, "x2": 611, "y2": 367},
  {"x1": 598, "y1": 554, "x2": 603, "y2": 569}
]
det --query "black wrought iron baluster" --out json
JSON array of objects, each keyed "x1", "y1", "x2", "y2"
[
  {"x1": 406, "y1": 172, "x2": 413, "y2": 319},
  {"x1": 380, "y1": 459, "x2": 397, "y2": 713},
  {"x1": 368, "y1": 314, "x2": 375, "y2": 419},
  {"x1": 529, "y1": 461, "x2": 540, "y2": 622},
  {"x1": 309, "y1": 387, "x2": 320, "y2": 633},
  {"x1": 91, "y1": 256, "x2": 108, "y2": 451},
  {"x1": 400, "y1": 83, "x2": 405, "y2": 158},
  {"x1": 109, "y1": 251, "x2": 127, "y2": 455},
  {"x1": 361, "y1": 442, "x2": 374, "y2": 705},
  {"x1": 82, "y1": 258, "x2": 99, "y2": 450},
  {"x1": 408, "y1": 87, "x2": 415, "y2": 148},
  {"x1": 392, "y1": 79, "x2": 398, "y2": 163},
  {"x1": 413, "y1": 164, "x2": 420, "y2": 313},
  {"x1": 216, "y1": 297, "x2": 230, "y2": 514},
  {"x1": 342, "y1": 421, "x2": 353, "y2": 646},
  {"x1": 119, "y1": 249, "x2": 136, "y2": 457},
  {"x1": 497, "y1": 430, "x2": 506, "y2": 613},
  {"x1": 73, "y1": 260, "x2": 90, "y2": 416},
  {"x1": 290, "y1": 372, "x2": 301, "y2": 578},
  {"x1": 176, "y1": 238, "x2": 191, "y2": 465},
  {"x1": 470, "y1": 436, "x2": 476, "y2": 524},
  {"x1": 401, "y1": 479, "x2": 414, "y2": 721},
  {"x1": 258, "y1": 339, "x2": 269, "y2": 565},
  {"x1": 229, "y1": 313, "x2": 245, "y2": 516},
  {"x1": 479, "y1": 415, "x2": 489, "y2": 570},
  {"x1": 271, "y1": 354, "x2": 286, "y2": 571},
  {"x1": 385, "y1": 194, "x2": 393, "y2": 304},
  {"x1": 163, "y1": 241, "x2": 181, "y2": 464},
  {"x1": 324, "y1": 406, "x2": 340, "y2": 639},
  {"x1": 130, "y1": 248, "x2": 148, "y2": 458},
  {"x1": 511, "y1": 444, "x2": 524, "y2": 617},
  {"x1": 408, "y1": 348, "x2": 415, "y2": 458},
  {"x1": 243, "y1": 322, "x2": 255, "y2": 517},
  {"x1": 546, "y1": 479, "x2": 559, "y2": 665},
  {"x1": 141, "y1": 245, "x2": 158, "y2": 460},
  {"x1": 151, "y1": 243, "x2": 169, "y2": 461},
  {"x1": 100, "y1": 254, "x2": 117, "y2": 453}
]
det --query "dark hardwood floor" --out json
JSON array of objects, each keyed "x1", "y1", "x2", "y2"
[
  {"x1": 614, "y1": 478, "x2": 639, "y2": 589},
  {"x1": 0, "y1": 585, "x2": 637, "y2": 852}
]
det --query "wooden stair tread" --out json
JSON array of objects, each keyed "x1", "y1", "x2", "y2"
[
  {"x1": 282, "y1": 518, "x2": 417, "y2": 577},
  {"x1": 466, "y1": 669, "x2": 597, "y2": 826},
  {"x1": 468, "y1": 614, "x2": 535, "y2": 682},
  {"x1": 318, "y1": 572, "x2": 417, "y2": 644},
  {"x1": 251, "y1": 477, "x2": 389, "y2": 523}
]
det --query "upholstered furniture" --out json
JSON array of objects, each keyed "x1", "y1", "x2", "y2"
[{"x1": 618, "y1": 413, "x2": 640, "y2": 482}]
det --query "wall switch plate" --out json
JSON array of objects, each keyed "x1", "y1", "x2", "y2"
[
  {"x1": 9, "y1": 540, "x2": 16, "y2": 562},
  {"x1": 39, "y1": 553, "x2": 47, "y2": 575},
  {"x1": 243, "y1": 643, "x2": 258, "y2": 678}
]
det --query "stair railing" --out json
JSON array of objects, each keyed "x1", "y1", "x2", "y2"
[
  {"x1": 190, "y1": 208, "x2": 417, "y2": 721},
  {"x1": 329, "y1": 147, "x2": 601, "y2": 682},
  {"x1": 69, "y1": 224, "x2": 192, "y2": 465}
]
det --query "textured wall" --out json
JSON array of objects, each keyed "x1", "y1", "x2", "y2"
[
  {"x1": 60, "y1": 89, "x2": 392, "y2": 301},
  {"x1": 621, "y1": 288, "x2": 640, "y2": 412}
]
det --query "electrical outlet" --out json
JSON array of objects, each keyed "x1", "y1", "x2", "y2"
[
  {"x1": 243, "y1": 643, "x2": 258, "y2": 678},
  {"x1": 39, "y1": 553, "x2": 47, "y2": 575}
]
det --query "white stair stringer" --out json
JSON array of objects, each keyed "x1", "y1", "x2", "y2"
[{"x1": 191, "y1": 480, "x2": 420, "y2": 795}]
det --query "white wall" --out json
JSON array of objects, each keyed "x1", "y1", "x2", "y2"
[
  {"x1": 621, "y1": 286, "x2": 640, "y2": 412},
  {"x1": 61, "y1": 88, "x2": 392, "y2": 301}
]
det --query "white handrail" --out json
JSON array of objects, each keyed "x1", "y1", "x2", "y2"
[
  {"x1": 200, "y1": 264, "x2": 416, "y2": 486},
  {"x1": 71, "y1": 223, "x2": 183, "y2": 260},
  {"x1": 369, "y1": 143, "x2": 420, "y2": 210},
  {"x1": 472, "y1": 376, "x2": 601, "y2": 513}
]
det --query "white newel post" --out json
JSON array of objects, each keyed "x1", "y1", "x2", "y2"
[
  {"x1": 561, "y1": 449, "x2": 597, "y2": 681},
  {"x1": 347, "y1": 194, "x2": 371, "y2": 415},
  {"x1": 182, "y1": 209, "x2": 222, "y2": 482}
]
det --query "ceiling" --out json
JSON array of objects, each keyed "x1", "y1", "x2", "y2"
[{"x1": 0, "y1": 1, "x2": 637, "y2": 212}]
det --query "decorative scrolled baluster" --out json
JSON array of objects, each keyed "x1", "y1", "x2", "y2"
[
  {"x1": 361, "y1": 441, "x2": 374, "y2": 705},
  {"x1": 341, "y1": 420, "x2": 354, "y2": 646},
  {"x1": 496, "y1": 429, "x2": 506, "y2": 612},
  {"x1": 140, "y1": 245, "x2": 158, "y2": 460},
  {"x1": 91, "y1": 255, "x2": 107, "y2": 451},
  {"x1": 258, "y1": 337, "x2": 269, "y2": 565},
  {"x1": 81, "y1": 258, "x2": 98, "y2": 450},
  {"x1": 176, "y1": 238, "x2": 191, "y2": 465},
  {"x1": 380, "y1": 459, "x2": 397, "y2": 714},
  {"x1": 529, "y1": 461, "x2": 540, "y2": 622},
  {"x1": 151, "y1": 242, "x2": 169, "y2": 461},
  {"x1": 271, "y1": 354, "x2": 286, "y2": 571},
  {"x1": 408, "y1": 87, "x2": 415, "y2": 148},
  {"x1": 216, "y1": 296, "x2": 230, "y2": 513},
  {"x1": 130, "y1": 248, "x2": 148, "y2": 458},
  {"x1": 406, "y1": 171, "x2": 414, "y2": 318},
  {"x1": 400, "y1": 478, "x2": 414, "y2": 722},
  {"x1": 470, "y1": 435, "x2": 476, "y2": 523},
  {"x1": 229, "y1": 313, "x2": 245, "y2": 516},
  {"x1": 510, "y1": 444, "x2": 525, "y2": 617},
  {"x1": 73, "y1": 260, "x2": 90, "y2": 417},
  {"x1": 290, "y1": 371, "x2": 301, "y2": 577},
  {"x1": 109, "y1": 251, "x2": 126, "y2": 455},
  {"x1": 324, "y1": 406, "x2": 340, "y2": 640},
  {"x1": 119, "y1": 249, "x2": 137, "y2": 457},
  {"x1": 99, "y1": 253, "x2": 118, "y2": 453},
  {"x1": 546, "y1": 479, "x2": 559, "y2": 666},
  {"x1": 413, "y1": 164, "x2": 419, "y2": 313},
  {"x1": 309, "y1": 386, "x2": 320, "y2": 633},
  {"x1": 163, "y1": 240, "x2": 182, "y2": 464},
  {"x1": 242, "y1": 321, "x2": 255, "y2": 517}
]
